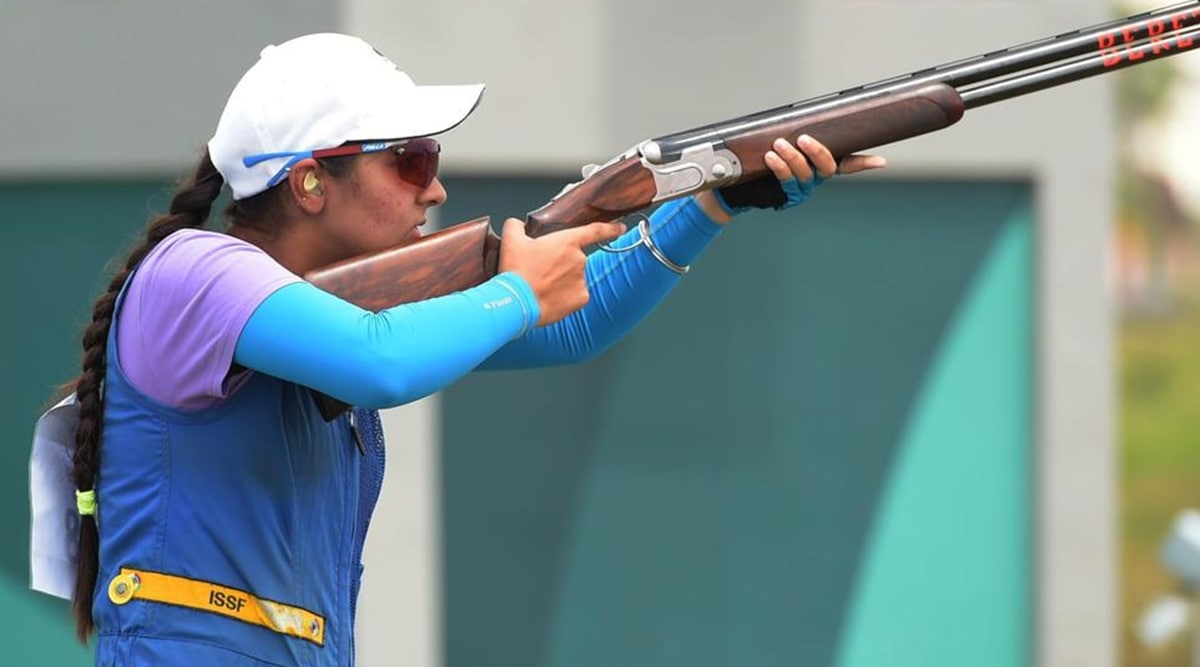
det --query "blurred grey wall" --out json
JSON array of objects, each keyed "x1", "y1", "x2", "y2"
[
  {"x1": 1, "y1": 1, "x2": 1115, "y2": 666},
  {"x1": 0, "y1": 1, "x2": 340, "y2": 177}
]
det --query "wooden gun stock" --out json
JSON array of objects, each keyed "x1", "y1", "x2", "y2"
[
  {"x1": 304, "y1": 216, "x2": 499, "y2": 311},
  {"x1": 524, "y1": 155, "x2": 658, "y2": 238},
  {"x1": 302, "y1": 217, "x2": 500, "y2": 419}
]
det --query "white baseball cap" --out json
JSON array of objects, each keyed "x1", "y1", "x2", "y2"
[{"x1": 208, "y1": 33, "x2": 485, "y2": 200}]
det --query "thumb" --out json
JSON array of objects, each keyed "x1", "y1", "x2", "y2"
[
  {"x1": 501, "y1": 217, "x2": 528, "y2": 242},
  {"x1": 837, "y1": 154, "x2": 888, "y2": 175}
]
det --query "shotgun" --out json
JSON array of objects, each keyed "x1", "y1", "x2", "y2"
[{"x1": 305, "y1": 2, "x2": 1200, "y2": 419}]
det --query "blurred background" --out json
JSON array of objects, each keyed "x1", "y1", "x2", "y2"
[
  {"x1": 2, "y1": 1, "x2": 1197, "y2": 666},
  {"x1": 1116, "y1": 1, "x2": 1200, "y2": 665}
]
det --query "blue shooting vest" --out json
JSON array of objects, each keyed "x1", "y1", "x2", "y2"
[{"x1": 92, "y1": 285, "x2": 386, "y2": 666}]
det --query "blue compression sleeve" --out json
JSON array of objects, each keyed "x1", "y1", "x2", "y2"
[
  {"x1": 481, "y1": 196, "x2": 724, "y2": 370},
  {"x1": 234, "y1": 272, "x2": 538, "y2": 408}
]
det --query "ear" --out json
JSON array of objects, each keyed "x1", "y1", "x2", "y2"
[{"x1": 286, "y1": 159, "x2": 325, "y2": 215}]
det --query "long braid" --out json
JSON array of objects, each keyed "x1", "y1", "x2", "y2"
[{"x1": 69, "y1": 151, "x2": 224, "y2": 642}]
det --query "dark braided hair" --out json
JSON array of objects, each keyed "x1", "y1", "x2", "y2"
[{"x1": 68, "y1": 151, "x2": 224, "y2": 642}]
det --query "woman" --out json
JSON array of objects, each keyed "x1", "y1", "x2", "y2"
[{"x1": 32, "y1": 32, "x2": 884, "y2": 666}]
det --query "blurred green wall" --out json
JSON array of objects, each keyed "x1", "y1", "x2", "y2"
[{"x1": 440, "y1": 177, "x2": 1032, "y2": 667}]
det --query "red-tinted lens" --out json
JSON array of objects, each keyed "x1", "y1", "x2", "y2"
[{"x1": 395, "y1": 138, "x2": 440, "y2": 189}]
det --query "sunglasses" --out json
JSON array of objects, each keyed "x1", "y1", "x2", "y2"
[{"x1": 243, "y1": 137, "x2": 442, "y2": 190}]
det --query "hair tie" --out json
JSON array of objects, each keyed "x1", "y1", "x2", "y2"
[{"x1": 76, "y1": 489, "x2": 97, "y2": 516}]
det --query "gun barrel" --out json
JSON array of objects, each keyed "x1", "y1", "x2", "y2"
[
  {"x1": 647, "y1": 2, "x2": 1200, "y2": 162},
  {"x1": 961, "y1": 24, "x2": 1200, "y2": 108}
]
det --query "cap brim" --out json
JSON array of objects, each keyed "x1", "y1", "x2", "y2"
[{"x1": 354, "y1": 83, "x2": 485, "y2": 141}]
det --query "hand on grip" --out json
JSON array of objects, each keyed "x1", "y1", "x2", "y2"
[{"x1": 498, "y1": 218, "x2": 626, "y2": 327}]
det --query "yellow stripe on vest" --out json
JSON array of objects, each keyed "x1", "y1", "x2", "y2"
[{"x1": 107, "y1": 568, "x2": 325, "y2": 646}]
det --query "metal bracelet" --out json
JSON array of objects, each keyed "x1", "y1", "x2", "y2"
[{"x1": 598, "y1": 216, "x2": 690, "y2": 275}]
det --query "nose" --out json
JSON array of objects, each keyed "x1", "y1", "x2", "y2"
[{"x1": 419, "y1": 177, "x2": 448, "y2": 207}]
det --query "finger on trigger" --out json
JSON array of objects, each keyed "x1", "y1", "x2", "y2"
[
  {"x1": 580, "y1": 221, "x2": 624, "y2": 245},
  {"x1": 600, "y1": 221, "x2": 626, "y2": 241}
]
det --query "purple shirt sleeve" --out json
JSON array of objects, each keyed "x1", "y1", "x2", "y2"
[{"x1": 116, "y1": 229, "x2": 302, "y2": 410}]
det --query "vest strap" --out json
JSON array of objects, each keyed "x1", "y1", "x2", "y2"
[{"x1": 107, "y1": 567, "x2": 325, "y2": 646}]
